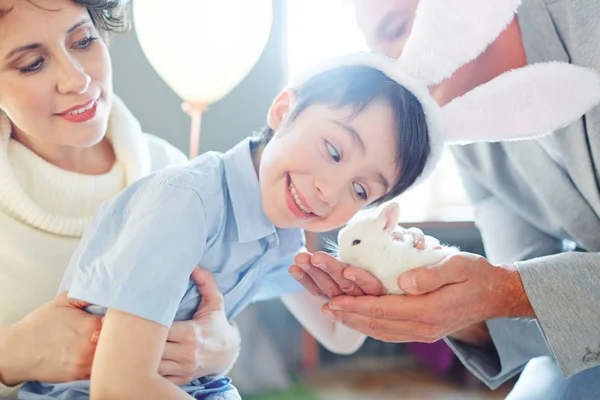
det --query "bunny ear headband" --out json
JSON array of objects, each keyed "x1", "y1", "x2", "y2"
[{"x1": 289, "y1": 0, "x2": 600, "y2": 189}]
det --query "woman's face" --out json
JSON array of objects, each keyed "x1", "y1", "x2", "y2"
[{"x1": 0, "y1": 0, "x2": 112, "y2": 151}]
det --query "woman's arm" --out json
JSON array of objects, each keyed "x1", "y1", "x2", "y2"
[
  {"x1": 0, "y1": 326, "x2": 13, "y2": 386},
  {"x1": 281, "y1": 290, "x2": 366, "y2": 355},
  {"x1": 0, "y1": 325, "x2": 16, "y2": 386},
  {"x1": 91, "y1": 308, "x2": 193, "y2": 400}
]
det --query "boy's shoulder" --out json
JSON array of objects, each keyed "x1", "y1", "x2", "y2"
[
  {"x1": 119, "y1": 138, "x2": 255, "y2": 217},
  {"x1": 145, "y1": 150, "x2": 228, "y2": 202}
]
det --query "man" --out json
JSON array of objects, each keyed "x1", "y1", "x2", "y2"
[{"x1": 289, "y1": 0, "x2": 600, "y2": 398}]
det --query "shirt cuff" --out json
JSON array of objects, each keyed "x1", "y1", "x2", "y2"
[
  {"x1": 445, "y1": 317, "x2": 551, "y2": 389},
  {"x1": 68, "y1": 270, "x2": 182, "y2": 327}
]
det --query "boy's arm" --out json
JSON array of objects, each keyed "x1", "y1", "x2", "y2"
[
  {"x1": 91, "y1": 308, "x2": 193, "y2": 400},
  {"x1": 62, "y1": 170, "x2": 216, "y2": 394},
  {"x1": 251, "y1": 240, "x2": 366, "y2": 355},
  {"x1": 282, "y1": 291, "x2": 366, "y2": 355}
]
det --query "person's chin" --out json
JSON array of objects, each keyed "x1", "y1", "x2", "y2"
[
  {"x1": 262, "y1": 202, "x2": 294, "y2": 229},
  {"x1": 64, "y1": 120, "x2": 109, "y2": 146},
  {"x1": 64, "y1": 128, "x2": 107, "y2": 148},
  {"x1": 264, "y1": 209, "x2": 292, "y2": 229}
]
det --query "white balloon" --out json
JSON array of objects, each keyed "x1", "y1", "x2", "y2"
[{"x1": 133, "y1": 0, "x2": 273, "y2": 105}]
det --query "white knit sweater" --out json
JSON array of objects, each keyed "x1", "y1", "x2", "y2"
[{"x1": 0, "y1": 94, "x2": 186, "y2": 335}]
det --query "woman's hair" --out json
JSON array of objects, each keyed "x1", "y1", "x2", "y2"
[
  {"x1": 73, "y1": 0, "x2": 129, "y2": 36},
  {"x1": 0, "y1": 0, "x2": 130, "y2": 37},
  {"x1": 257, "y1": 66, "x2": 430, "y2": 204}
]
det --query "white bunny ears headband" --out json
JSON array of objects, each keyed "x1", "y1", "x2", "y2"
[{"x1": 288, "y1": 0, "x2": 600, "y2": 189}]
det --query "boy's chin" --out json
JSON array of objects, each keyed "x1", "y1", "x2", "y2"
[
  {"x1": 265, "y1": 211, "x2": 311, "y2": 230},
  {"x1": 263, "y1": 207, "x2": 292, "y2": 229}
]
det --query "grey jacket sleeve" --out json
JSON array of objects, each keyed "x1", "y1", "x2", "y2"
[
  {"x1": 517, "y1": 251, "x2": 600, "y2": 378},
  {"x1": 444, "y1": 148, "x2": 600, "y2": 389}
]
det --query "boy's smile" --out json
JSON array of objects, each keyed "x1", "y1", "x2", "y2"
[{"x1": 286, "y1": 174, "x2": 317, "y2": 220}]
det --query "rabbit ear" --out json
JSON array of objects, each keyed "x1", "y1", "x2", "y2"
[
  {"x1": 376, "y1": 202, "x2": 400, "y2": 234},
  {"x1": 443, "y1": 63, "x2": 600, "y2": 144},
  {"x1": 397, "y1": 0, "x2": 521, "y2": 85}
]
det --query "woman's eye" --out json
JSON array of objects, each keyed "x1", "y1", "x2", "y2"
[
  {"x1": 18, "y1": 58, "x2": 44, "y2": 75},
  {"x1": 73, "y1": 36, "x2": 98, "y2": 50},
  {"x1": 353, "y1": 182, "x2": 368, "y2": 200},
  {"x1": 326, "y1": 141, "x2": 341, "y2": 162}
]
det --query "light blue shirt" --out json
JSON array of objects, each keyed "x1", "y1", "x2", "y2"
[
  {"x1": 63, "y1": 136, "x2": 304, "y2": 323},
  {"x1": 19, "y1": 137, "x2": 304, "y2": 399}
]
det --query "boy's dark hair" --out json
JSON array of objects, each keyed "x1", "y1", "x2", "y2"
[
  {"x1": 258, "y1": 66, "x2": 430, "y2": 204},
  {"x1": 0, "y1": 0, "x2": 129, "y2": 38}
]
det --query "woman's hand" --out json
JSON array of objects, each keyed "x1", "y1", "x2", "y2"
[
  {"x1": 160, "y1": 268, "x2": 240, "y2": 385},
  {"x1": 0, "y1": 292, "x2": 102, "y2": 385}
]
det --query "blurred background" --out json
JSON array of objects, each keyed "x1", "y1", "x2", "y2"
[{"x1": 111, "y1": 1, "x2": 515, "y2": 398}]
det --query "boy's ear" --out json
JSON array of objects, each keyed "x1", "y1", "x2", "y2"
[{"x1": 267, "y1": 89, "x2": 296, "y2": 131}]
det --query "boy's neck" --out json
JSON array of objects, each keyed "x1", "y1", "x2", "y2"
[
  {"x1": 430, "y1": 17, "x2": 527, "y2": 107},
  {"x1": 250, "y1": 140, "x2": 264, "y2": 178}
]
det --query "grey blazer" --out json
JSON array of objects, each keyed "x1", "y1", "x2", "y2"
[{"x1": 445, "y1": 0, "x2": 600, "y2": 391}]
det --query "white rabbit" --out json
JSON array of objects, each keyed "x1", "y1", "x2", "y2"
[{"x1": 337, "y1": 202, "x2": 458, "y2": 294}]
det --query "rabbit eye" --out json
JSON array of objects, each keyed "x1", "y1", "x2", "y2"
[{"x1": 352, "y1": 239, "x2": 361, "y2": 246}]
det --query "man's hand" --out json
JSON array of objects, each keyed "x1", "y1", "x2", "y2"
[
  {"x1": 322, "y1": 252, "x2": 535, "y2": 343},
  {"x1": 159, "y1": 268, "x2": 240, "y2": 385},
  {"x1": 450, "y1": 321, "x2": 493, "y2": 347}
]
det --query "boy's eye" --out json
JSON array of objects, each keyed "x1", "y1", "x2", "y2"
[
  {"x1": 326, "y1": 141, "x2": 341, "y2": 162},
  {"x1": 353, "y1": 182, "x2": 368, "y2": 200}
]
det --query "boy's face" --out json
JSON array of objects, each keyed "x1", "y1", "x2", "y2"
[{"x1": 259, "y1": 90, "x2": 399, "y2": 232}]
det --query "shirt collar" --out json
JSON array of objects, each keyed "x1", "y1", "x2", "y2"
[{"x1": 223, "y1": 137, "x2": 276, "y2": 243}]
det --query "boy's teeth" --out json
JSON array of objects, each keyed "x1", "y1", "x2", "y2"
[
  {"x1": 289, "y1": 183, "x2": 312, "y2": 214},
  {"x1": 67, "y1": 102, "x2": 94, "y2": 115}
]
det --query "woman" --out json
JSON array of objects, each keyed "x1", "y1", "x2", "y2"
[{"x1": 0, "y1": 0, "x2": 240, "y2": 396}]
